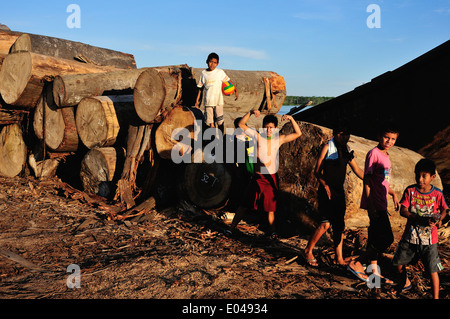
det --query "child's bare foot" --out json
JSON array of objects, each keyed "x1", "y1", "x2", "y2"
[{"x1": 333, "y1": 259, "x2": 347, "y2": 266}]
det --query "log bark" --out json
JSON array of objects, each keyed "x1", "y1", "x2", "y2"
[
  {"x1": 0, "y1": 51, "x2": 117, "y2": 107},
  {"x1": 0, "y1": 124, "x2": 27, "y2": 177},
  {"x1": 0, "y1": 30, "x2": 22, "y2": 55},
  {"x1": 0, "y1": 108, "x2": 26, "y2": 125},
  {"x1": 114, "y1": 124, "x2": 153, "y2": 209},
  {"x1": 28, "y1": 154, "x2": 61, "y2": 179},
  {"x1": 0, "y1": 29, "x2": 22, "y2": 73},
  {"x1": 76, "y1": 95, "x2": 140, "y2": 149},
  {"x1": 33, "y1": 88, "x2": 79, "y2": 152},
  {"x1": 10, "y1": 33, "x2": 136, "y2": 69},
  {"x1": 133, "y1": 66, "x2": 184, "y2": 123},
  {"x1": 52, "y1": 68, "x2": 150, "y2": 107},
  {"x1": 192, "y1": 68, "x2": 286, "y2": 114},
  {"x1": 80, "y1": 147, "x2": 125, "y2": 198}
]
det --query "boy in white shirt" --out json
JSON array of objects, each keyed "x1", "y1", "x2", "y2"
[{"x1": 195, "y1": 52, "x2": 238, "y2": 133}]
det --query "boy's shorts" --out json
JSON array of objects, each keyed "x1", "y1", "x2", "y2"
[
  {"x1": 205, "y1": 105, "x2": 224, "y2": 126},
  {"x1": 317, "y1": 185, "x2": 346, "y2": 235},
  {"x1": 367, "y1": 210, "x2": 394, "y2": 253},
  {"x1": 393, "y1": 240, "x2": 444, "y2": 273},
  {"x1": 243, "y1": 173, "x2": 278, "y2": 213}
]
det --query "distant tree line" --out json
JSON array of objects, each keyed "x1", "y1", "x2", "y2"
[{"x1": 283, "y1": 96, "x2": 334, "y2": 106}]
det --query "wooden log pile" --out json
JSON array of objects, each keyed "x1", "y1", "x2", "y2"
[{"x1": 0, "y1": 29, "x2": 287, "y2": 215}]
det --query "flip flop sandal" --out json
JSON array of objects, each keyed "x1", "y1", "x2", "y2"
[
  {"x1": 301, "y1": 252, "x2": 319, "y2": 267},
  {"x1": 306, "y1": 258, "x2": 318, "y2": 267},
  {"x1": 347, "y1": 265, "x2": 369, "y2": 283},
  {"x1": 389, "y1": 283, "x2": 412, "y2": 297}
]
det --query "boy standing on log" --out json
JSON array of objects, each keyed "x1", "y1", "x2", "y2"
[
  {"x1": 195, "y1": 52, "x2": 238, "y2": 133},
  {"x1": 226, "y1": 110, "x2": 302, "y2": 237},
  {"x1": 303, "y1": 125, "x2": 364, "y2": 267},
  {"x1": 348, "y1": 126, "x2": 400, "y2": 284}
]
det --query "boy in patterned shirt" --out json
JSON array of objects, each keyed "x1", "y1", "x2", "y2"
[{"x1": 392, "y1": 158, "x2": 448, "y2": 299}]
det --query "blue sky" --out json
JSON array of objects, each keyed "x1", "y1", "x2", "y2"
[{"x1": 1, "y1": 0, "x2": 449, "y2": 97}]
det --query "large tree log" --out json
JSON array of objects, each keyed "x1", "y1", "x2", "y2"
[
  {"x1": 52, "y1": 68, "x2": 150, "y2": 107},
  {"x1": 33, "y1": 91, "x2": 79, "y2": 152},
  {"x1": 80, "y1": 147, "x2": 125, "y2": 198},
  {"x1": 0, "y1": 124, "x2": 27, "y2": 177},
  {"x1": 133, "y1": 66, "x2": 184, "y2": 123},
  {"x1": 10, "y1": 33, "x2": 136, "y2": 69},
  {"x1": 76, "y1": 95, "x2": 140, "y2": 149},
  {"x1": 154, "y1": 106, "x2": 205, "y2": 160},
  {"x1": 192, "y1": 68, "x2": 286, "y2": 114},
  {"x1": 0, "y1": 51, "x2": 117, "y2": 107}
]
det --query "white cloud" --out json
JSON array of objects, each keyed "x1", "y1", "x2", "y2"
[
  {"x1": 196, "y1": 45, "x2": 269, "y2": 60},
  {"x1": 292, "y1": 12, "x2": 335, "y2": 21},
  {"x1": 433, "y1": 8, "x2": 450, "y2": 15},
  {"x1": 136, "y1": 42, "x2": 269, "y2": 61}
]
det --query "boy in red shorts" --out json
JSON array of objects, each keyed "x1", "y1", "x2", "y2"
[{"x1": 226, "y1": 110, "x2": 302, "y2": 237}]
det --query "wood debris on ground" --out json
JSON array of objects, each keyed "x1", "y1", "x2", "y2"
[{"x1": 0, "y1": 176, "x2": 448, "y2": 299}]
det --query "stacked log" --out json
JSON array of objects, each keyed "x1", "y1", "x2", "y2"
[
  {"x1": 0, "y1": 29, "x2": 289, "y2": 214},
  {"x1": 0, "y1": 30, "x2": 22, "y2": 68},
  {"x1": 80, "y1": 146, "x2": 125, "y2": 199},
  {"x1": 0, "y1": 51, "x2": 119, "y2": 107},
  {"x1": 53, "y1": 68, "x2": 148, "y2": 107},
  {"x1": 76, "y1": 95, "x2": 137, "y2": 149},
  {"x1": 192, "y1": 68, "x2": 286, "y2": 114},
  {"x1": 134, "y1": 66, "x2": 184, "y2": 123},
  {"x1": 9, "y1": 32, "x2": 137, "y2": 69},
  {"x1": 33, "y1": 88, "x2": 79, "y2": 152},
  {"x1": 0, "y1": 124, "x2": 27, "y2": 178}
]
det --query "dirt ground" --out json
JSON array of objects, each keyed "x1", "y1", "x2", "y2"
[{"x1": 0, "y1": 176, "x2": 449, "y2": 302}]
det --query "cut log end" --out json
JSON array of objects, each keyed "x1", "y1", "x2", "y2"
[
  {"x1": 52, "y1": 75, "x2": 66, "y2": 107},
  {"x1": 76, "y1": 95, "x2": 136, "y2": 149},
  {"x1": 133, "y1": 68, "x2": 166, "y2": 123},
  {"x1": 0, "y1": 124, "x2": 27, "y2": 178},
  {"x1": 33, "y1": 89, "x2": 79, "y2": 152},
  {"x1": 181, "y1": 163, "x2": 232, "y2": 209},
  {"x1": 155, "y1": 106, "x2": 202, "y2": 160},
  {"x1": 134, "y1": 67, "x2": 183, "y2": 123},
  {"x1": 76, "y1": 96, "x2": 119, "y2": 149},
  {"x1": 80, "y1": 147, "x2": 124, "y2": 198},
  {"x1": 0, "y1": 51, "x2": 32, "y2": 105}
]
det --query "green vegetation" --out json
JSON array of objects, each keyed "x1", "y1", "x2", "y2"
[{"x1": 283, "y1": 96, "x2": 334, "y2": 106}]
